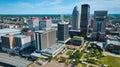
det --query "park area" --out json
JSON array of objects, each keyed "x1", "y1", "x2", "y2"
[
  {"x1": 99, "y1": 55, "x2": 120, "y2": 67},
  {"x1": 66, "y1": 50, "x2": 73, "y2": 55}
]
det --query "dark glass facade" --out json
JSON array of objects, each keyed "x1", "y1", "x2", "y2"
[
  {"x1": 58, "y1": 23, "x2": 69, "y2": 41},
  {"x1": 80, "y1": 4, "x2": 90, "y2": 37}
]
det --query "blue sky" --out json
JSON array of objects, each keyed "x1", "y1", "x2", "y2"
[{"x1": 0, "y1": 0, "x2": 120, "y2": 14}]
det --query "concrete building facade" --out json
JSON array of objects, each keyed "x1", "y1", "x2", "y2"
[
  {"x1": 0, "y1": 28, "x2": 21, "y2": 42},
  {"x1": 28, "y1": 17, "x2": 39, "y2": 31},
  {"x1": 39, "y1": 17, "x2": 52, "y2": 30},
  {"x1": 1, "y1": 35, "x2": 31, "y2": 54},
  {"x1": 92, "y1": 11, "x2": 108, "y2": 41},
  {"x1": 35, "y1": 29, "x2": 56, "y2": 52},
  {"x1": 14, "y1": 35, "x2": 32, "y2": 50}
]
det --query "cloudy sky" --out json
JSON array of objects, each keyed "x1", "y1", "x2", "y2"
[{"x1": 0, "y1": 0, "x2": 120, "y2": 14}]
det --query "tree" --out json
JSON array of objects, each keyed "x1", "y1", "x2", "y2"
[
  {"x1": 48, "y1": 56, "x2": 53, "y2": 62},
  {"x1": 74, "y1": 58, "x2": 79, "y2": 66}
]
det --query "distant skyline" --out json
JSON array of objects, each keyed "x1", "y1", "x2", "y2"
[{"x1": 0, "y1": 0, "x2": 120, "y2": 14}]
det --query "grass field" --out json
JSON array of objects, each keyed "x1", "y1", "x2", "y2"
[
  {"x1": 77, "y1": 63, "x2": 87, "y2": 67},
  {"x1": 99, "y1": 55, "x2": 120, "y2": 67},
  {"x1": 66, "y1": 51, "x2": 73, "y2": 55}
]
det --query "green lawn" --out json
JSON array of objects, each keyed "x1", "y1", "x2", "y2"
[
  {"x1": 99, "y1": 55, "x2": 120, "y2": 67},
  {"x1": 89, "y1": 65, "x2": 96, "y2": 67},
  {"x1": 77, "y1": 63, "x2": 87, "y2": 67},
  {"x1": 66, "y1": 51, "x2": 73, "y2": 55}
]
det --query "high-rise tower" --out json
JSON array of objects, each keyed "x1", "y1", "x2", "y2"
[
  {"x1": 72, "y1": 6, "x2": 80, "y2": 30},
  {"x1": 35, "y1": 29, "x2": 56, "y2": 52},
  {"x1": 92, "y1": 11, "x2": 108, "y2": 41},
  {"x1": 80, "y1": 4, "x2": 90, "y2": 37},
  {"x1": 58, "y1": 22, "x2": 69, "y2": 43}
]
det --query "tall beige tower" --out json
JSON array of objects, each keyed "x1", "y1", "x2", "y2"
[{"x1": 72, "y1": 6, "x2": 80, "y2": 30}]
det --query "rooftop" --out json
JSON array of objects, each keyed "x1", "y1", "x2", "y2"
[
  {"x1": 14, "y1": 35, "x2": 27, "y2": 38},
  {"x1": 35, "y1": 28, "x2": 56, "y2": 34},
  {"x1": 0, "y1": 28, "x2": 20, "y2": 34},
  {"x1": 58, "y1": 22, "x2": 69, "y2": 24},
  {"x1": 42, "y1": 44, "x2": 65, "y2": 55},
  {"x1": 31, "y1": 17, "x2": 38, "y2": 20},
  {"x1": 107, "y1": 39, "x2": 120, "y2": 46},
  {"x1": 42, "y1": 16, "x2": 50, "y2": 20},
  {"x1": 106, "y1": 35, "x2": 120, "y2": 40},
  {"x1": 73, "y1": 36, "x2": 84, "y2": 40}
]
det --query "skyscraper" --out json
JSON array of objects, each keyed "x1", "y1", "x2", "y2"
[
  {"x1": 72, "y1": 6, "x2": 80, "y2": 30},
  {"x1": 80, "y1": 4, "x2": 90, "y2": 37},
  {"x1": 35, "y1": 29, "x2": 56, "y2": 52},
  {"x1": 58, "y1": 22, "x2": 69, "y2": 43},
  {"x1": 92, "y1": 11, "x2": 108, "y2": 41},
  {"x1": 28, "y1": 17, "x2": 39, "y2": 31}
]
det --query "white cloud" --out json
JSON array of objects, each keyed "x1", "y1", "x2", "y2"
[
  {"x1": 0, "y1": 0, "x2": 120, "y2": 14},
  {"x1": 50, "y1": 0, "x2": 63, "y2": 5},
  {"x1": 76, "y1": 0, "x2": 120, "y2": 14}
]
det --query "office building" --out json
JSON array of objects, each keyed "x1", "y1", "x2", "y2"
[
  {"x1": 1, "y1": 35, "x2": 15, "y2": 53},
  {"x1": 1, "y1": 35, "x2": 31, "y2": 54},
  {"x1": 0, "y1": 28, "x2": 21, "y2": 42},
  {"x1": 69, "y1": 30, "x2": 81, "y2": 38},
  {"x1": 72, "y1": 6, "x2": 80, "y2": 30},
  {"x1": 71, "y1": 36, "x2": 84, "y2": 46},
  {"x1": 0, "y1": 23, "x2": 5, "y2": 29},
  {"x1": 35, "y1": 29, "x2": 56, "y2": 52},
  {"x1": 14, "y1": 35, "x2": 32, "y2": 50},
  {"x1": 28, "y1": 17, "x2": 39, "y2": 31},
  {"x1": 41, "y1": 44, "x2": 65, "y2": 57},
  {"x1": 39, "y1": 17, "x2": 52, "y2": 30},
  {"x1": 58, "y1": 22, "x2": 69, "y2": 43},
  {"x1": 80, "y1": 4, "x2": 90, "y2": 37},
  {"x1": 23, "y1": 31, "x2": 35, "y2": 46},
  {"x1": 92, "y1": 11, "x2": 108, "y2": 41},
  {"x1": 105, "y1": 35, "x2": 120, "y2": 54}
]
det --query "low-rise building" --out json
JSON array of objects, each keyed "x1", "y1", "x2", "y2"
[
  {"x1": 71, "y1": 36, "x2": 84, "y2": 46},
  {"x1": 1, "y1": 35, "x2": 32, "y2": 54},
  {"x1": 0, "y1": 28, "x2": 21, "y2": 42},
  {"x1": 41, "y1": 44, "x2": 65, "y2": 57},
  {"x1": 105, "y1": 36, "x2": 120, "y2": 54},
  {"x1": 1, "y1": 35, "x2": 16, "y2": 53},
  {"x1": 14, "y1": 35, "x2": 32, "y2": 50}
]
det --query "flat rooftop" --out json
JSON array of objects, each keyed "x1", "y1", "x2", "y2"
[
  {"x1": 58, "y1": 22, "x2": 69, "y2": 24},
  {"x1": 0, "y1": 28, "x2": 20, "y2": 34},
  {"x1": 107, "y1": 39, "x2": 120, "y2": 46},
  {"x1": 31, "y1": 52, "x2": 48, "y2": 58},
  {"x1": 42, "y1": 44, "x2": 65, "y2": 55},
  {"x1": 35, "y1": 28, "x2": 56, "y2": 34},
  {"x1": 14, "y1": 35, "x2": 27, "y2": 38},
  {"x1": 106, "y1": 35, "x2": 120, "y2": 40}
]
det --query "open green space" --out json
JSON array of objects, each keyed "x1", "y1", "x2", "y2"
[
  {"x1": 66, "y1": 50, "x2": 73, "y2": 55},
  {"x1": 73, "y1": 36, "x2": 84, "y2": 40},
  {"x1": 77, "y1": 63, "x2": 87, "y2": 67},
  {"x1": 99, "y1": 55, "x2": 120, "y2": 67}
]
